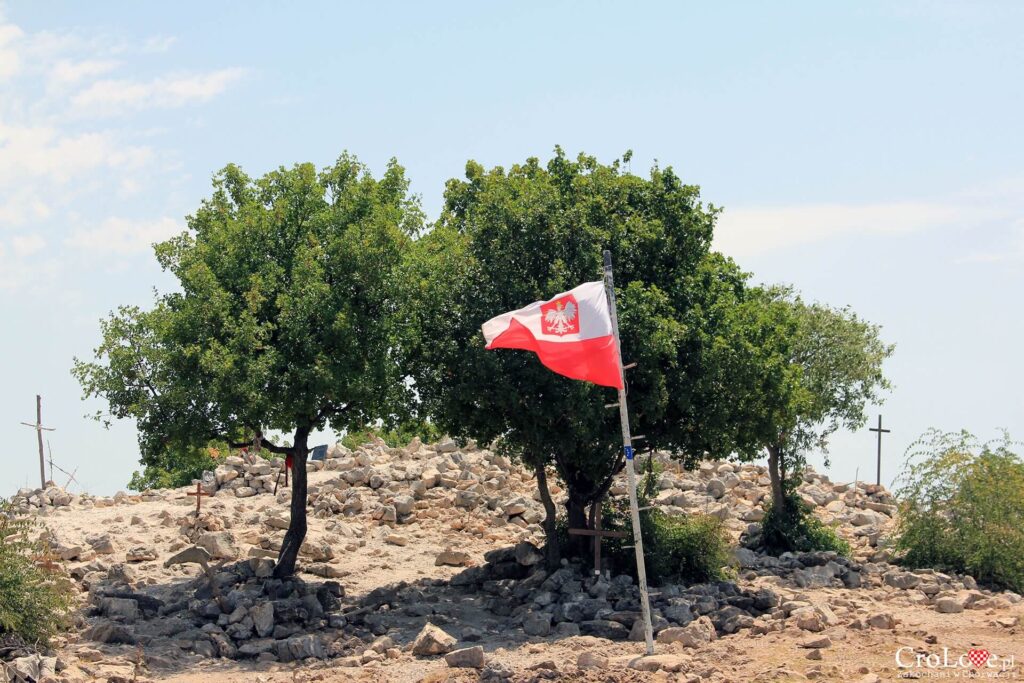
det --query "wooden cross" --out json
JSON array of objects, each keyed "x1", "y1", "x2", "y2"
[
  {"x1": 186, "y1": 482, "x2": 209, "y2": 515},
  {"x1": 869, "y1": 414, "x2": 891, "y2": 486},
  {"x1": 20, "y1": 395, "x2": 55, "y2": 489},
  {"x1": 568, "y1": 512, "x2": 627, "y2": 576}
]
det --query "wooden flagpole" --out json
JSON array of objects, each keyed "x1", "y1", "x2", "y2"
[{"x1": 602, "y1": 249, "x2": 655, "y2": 655}]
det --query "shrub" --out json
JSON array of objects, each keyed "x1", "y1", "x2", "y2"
[
  {"x1": 755, "y1": 464, "x2": 851, "y2": 557},
  {"x1": 595, "y1": 458, "x2": 732, "y2": 585},
  {"x1": 0, "y1": 502, "x2": 74, "y2": 647},
  {"x1": 893, "y1": 430, "x2": 1024, "y2": 593},
  {"x1": 759, "y1": 487, "x2": 851, "y2": 556},
  {"x1": 341, "y1": 419, "x2": 442, "y2": 450}
]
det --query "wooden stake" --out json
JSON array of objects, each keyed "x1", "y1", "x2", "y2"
[
  {"x1": 20, "y1": 395, "x2": 55, "y2": 489},
  {"x1": 187, "y1": 482, "x2": 209, "y2": 515}
]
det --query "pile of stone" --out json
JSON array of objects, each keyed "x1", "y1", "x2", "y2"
[
  {"x1": 436, "y1": 541, "x2": 782, "y2": 644},
  {"x1": 77, "y1": 547, "x2": 363, "y2": 664},
  {"x1": 303, "y1": 438, "x2": 547, "y2": 529},
  {"x1": 632, "y1": 457, "x2": 899, "y2": 558},
  {"x1": 8, "y1": 483, "x2": 75, "y2": 511}
]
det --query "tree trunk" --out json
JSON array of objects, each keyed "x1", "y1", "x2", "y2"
[
  {"x1": 274, "y1": 426, "x2": 310, "y2": 578},
  {"x1": 534, "y1": 462, "x2": 560, "y2": 570},
  {"x1": 566, "y1": 494, "x2": 589, "y2": 555},
  {"x1": 767, "y1": 444, "x2": 786, "y2": 511}
]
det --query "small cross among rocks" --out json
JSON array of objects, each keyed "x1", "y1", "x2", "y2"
[
  {"x1": 186, "y1": 481, "x2": 210, "y2": 515},
  {"x1": 568, "y1": 512, "x2": 627, "y2": 576}
]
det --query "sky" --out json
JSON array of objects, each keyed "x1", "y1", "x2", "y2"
[{"x1": 2, "y1": 1, "x2": 1022, "y2": 496}]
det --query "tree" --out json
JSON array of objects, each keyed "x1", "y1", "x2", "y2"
[
  {"x1": 74, "y1": 154, "x2": 419, "y2": 577},
  {"x1": 398, "y1": 149, "x2": 759, "y2": 567},
  {"x1": 735, "y1": 287, "x2": 894, "y2": 552}
]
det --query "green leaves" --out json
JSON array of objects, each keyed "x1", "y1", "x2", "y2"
[
  {"x1": 894, "y1": 430, "x2": 1024, "y2": 592},
  {"x1": 74, "y1": 153, "x2": 420, "y2": 468},
  {"x1": 398, "y1": 149, "x2": 756, "y2": 509}
]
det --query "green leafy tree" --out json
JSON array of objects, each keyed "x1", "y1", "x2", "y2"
[
  {"x1": 126, "y1": 441, "x2": 230, "y2": 491},
  {"x1": 399, "y1": 149, "x2": 760, "y2": 567},
  {"x1": 74, "y1": 154, "x2": 419, "y2": 577},
  {"x1": 734, "y1": 287, "x2": 894, "y2": 552},
  {"x1": 894, "y1": 430, "x2": 1024, "y2": 593}
]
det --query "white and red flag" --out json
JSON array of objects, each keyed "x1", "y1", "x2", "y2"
[{"x1": 481, "y1": 281, "x2": 623, "y2": 389}]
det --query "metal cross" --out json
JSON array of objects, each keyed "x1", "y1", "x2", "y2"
[
  {"x1": 869, "y1": 414, "x2": 891, "y2": 486},
  {"x1": 186, "y1": 481, "x2": 209, "y2": 515}
]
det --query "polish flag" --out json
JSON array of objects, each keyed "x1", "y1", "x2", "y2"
[{"x1": 481, "y1": 281, "x2": 623, "y2": 389}]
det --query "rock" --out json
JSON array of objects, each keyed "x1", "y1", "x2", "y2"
[
  {"x1": 392, "y1": 495, "x2": 415, "y2": 515},
  {"x1": 435, "y1": 437, "x2": 458, "y2": 453},
  {"x1": 849, "y1": 511, "x2": 878, "y2": 526},
  {"x1": 577, "y1": 651, "x2": 609, "y2": 668},
  {"x1": 99, "y1": 597, "x2": 140, "y2": 622},
  {"x1": 385, "y1": 534, "x2": 408, "y2": 546},
  {"x1": 251, "y1": 602, "x2": 274, "y2": 638},
  {"x1": 656, "y1": 615, "x2": 717, "y2": 647},
  {"x1": 88, "y1": 534, "x2": 115, "y2": 554},
  {"x1": 445, "y1": 646, "x2": 485, "y2": 669},
  {"x1": 412, "y1": 622, "x2": 457, "y2": 656},
  {"x1": 706, "y1": 479, "x2": 727, "y2": 499},
  {"x1": 503, "y1": 497, "x2": 529, "y2": 516},
  {"x1": 286, "y1": 634, "x2": 326, "y2": 660},
  {"x1": 234, "y1": 486, "x2": 257, "y2": 498},
  {"x1": 935, "y1": 597, "x2": 964, "y2": 613},
  {"x1": 435, "y1": 549, "x2": 472, "y2": 566},
  {"x1": 125, "y1": 546, "x2": 157, "y2": 563},
  {"x1": 800, "y1": 635, "x2": 833, "y2": 649},
  {"x1": 514, "y1": 541, "x2": 543, "y2": 566},
  {"x1": 792, "y1": 563, "x2": 839, "y2": 589},
  {"x1": 523, "y1": 611, "x2": 551, "y2": 636},
  {"x1": 792, "y1": 604, "x2": 838, "y2": 632},
  {"x1": 883, "y1": 571, "x2": 921, "y2": 590},
  {"x1": 629, "y1": 654, "x2": 690, "y2": 672},
  {"x1": 8, "y1": 656, "x2": 57, "y2": 681},
  {"x1": 164, "y1": 545, "x2": 212, "y2": 568},
  {"x1": 83, "y1": 622, "x2": 136, "y2": 644},
  {"x1": 580, "y1": 619, "x2": 630, "y2": 640},
  {"x1": 553, "y1": 622, "x2": 580, "y2": 637},
  {"x1": 196, "y1": 531, "x2": 237, "y2": 560},
  {"x1": 454, "y1": 490, "x2": 479, "y2": 509},
  {"x1": 997, "y1": 616, "x2": 1020, "y2": 628},
  {"x1": 866, "y1": 613, "x2": 896, "y2": 629}
]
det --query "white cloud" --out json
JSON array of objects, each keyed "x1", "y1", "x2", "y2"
[
  {"x1": 0, "y1": 189, "x2": 50, "y2": 225},
  {"x1": 0, "y1": 122, "x2": 152, "y2": 184},
  {"x1": 714, "y1": 201, "x2": 971, "y2": 258},
  {"x1": 0, "y1": 21, "x2": 23, "y2": 80},
  {"x1": 65, "y1": 216, "x2": 183, "y2": 254},
  {"x1": 49, "y1": 58, "x2": 119, "y2": 87},
  {"x1": 714, "y1": 183, "x2": 1023, "y2": 260},
  {"x1": 11, "y1": 233, "x2": 45, "y2": 256},
  {"x1": 71, "y1": 68, "x2": 247, "y2": 116}
]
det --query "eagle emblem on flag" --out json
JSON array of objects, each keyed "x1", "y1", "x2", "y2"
[{"x1": 541, "y1": 294, "x2": 579, "y2": 336}]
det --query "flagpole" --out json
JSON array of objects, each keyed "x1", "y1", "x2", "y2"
[{"x1": 602, "y1": 249, "x2": 655, "y2": 656}]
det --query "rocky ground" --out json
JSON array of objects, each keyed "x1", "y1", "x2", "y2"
[{"x1": 3, "y1": 438, "x2": 1022, "y2": 682}]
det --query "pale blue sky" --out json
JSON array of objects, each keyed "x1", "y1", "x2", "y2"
[{"x1": 2, "y1": 2, "x2": 1022, "y2": 495}]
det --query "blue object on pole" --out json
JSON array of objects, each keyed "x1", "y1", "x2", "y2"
[{"x1": 624, "y1": 445, "x2": 634, "y2": 460}]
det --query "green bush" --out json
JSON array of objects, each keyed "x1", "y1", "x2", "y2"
[
  {"x1": 0, "y1": 502, "x2": 74, "y2": 647},
  {"x1": 590, "y1": 458, "x2": 732, "y2": 585},
  {"x1": 759, "y1": 485, "x2": 850, "y2": 556},
  {"x1": 340, "y1": 419, "x2": 442, "y2": 450},
  {"x1": 127, "y1": 441, "x2": 223, "y2": 491},
  {"x1": 893, "y1": 430, "x2": 1024, "y2": 593}
]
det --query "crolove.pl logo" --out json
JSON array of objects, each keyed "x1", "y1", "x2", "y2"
[{"x1": 897, "y1": 646, "x2": 1018, "y2": 678}]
